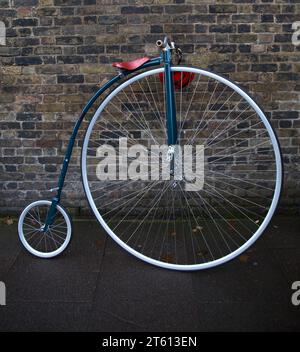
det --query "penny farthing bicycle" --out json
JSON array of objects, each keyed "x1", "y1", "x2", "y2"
[{"x1": 18, "y1": 37, "x2": 283, "y2": 271}]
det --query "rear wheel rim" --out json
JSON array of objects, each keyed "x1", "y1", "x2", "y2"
[
  {"x1": 18, "y1": 200, "x2": 72, "y2": 258},
  {"x1": 82, "y1": 66, "x2": 282, "y2": 270}
]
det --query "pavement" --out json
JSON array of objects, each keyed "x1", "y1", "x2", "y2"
[{"x1": 0, "y1": 214, "x2": 299, "y2": 332}]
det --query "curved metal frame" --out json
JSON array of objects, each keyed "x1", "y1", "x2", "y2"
[{"x1": 44, "y1": 56, "x2": 164, "y2": 229}]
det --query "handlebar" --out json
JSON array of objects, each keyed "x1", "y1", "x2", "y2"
[
  {"x1": 156, "y1": 36, "x2": 173, "y2": 49},
  {"x1": 156, "y1": 36, "x2": 182, "y2": 64}
]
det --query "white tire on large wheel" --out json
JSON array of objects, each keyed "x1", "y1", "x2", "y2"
[{"x1": 81, "y1": 66, "x2": 282, "y2": 271}]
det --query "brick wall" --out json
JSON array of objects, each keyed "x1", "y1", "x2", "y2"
[{"x1": 0, "y1": 0, "x2": 299, "y2": 214}]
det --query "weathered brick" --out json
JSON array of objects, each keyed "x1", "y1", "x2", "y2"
[
  {"x1": 17, "y1": 131, "x2": 42, "y2": 139},
  {"x1": 276, "y1": 14, "x2": 299, "y2": 23},
  {"x1": 151, "y1": 25, "x2": 163, "y2": 33},
  {"x1": 39, "y1": 17, "x2": 53, "y2": 27},
  {"x1": 238, "y1": 24, "x2": 251, "y2": 33},
  {"x1": 0, "y1": 9, "x2": 16, "y2": 17},
  {"x1": 274, "y1": 34, "x2": 291, "y2": 43},
  {"x1": 186, "y1": 34, "x2": 214, "y2": 44},
  {"x1": 239, "y1": 44, "x2": 251, "y2": 53},
  {"x1": 22, "y1": 122, "x2": 36, "y2": 130},
  {"x1": 121, "y1": 45, "x2": 145, "y2": 53},
  {"x1": 34, "y1": 47, "x2": 62, "y2": 55},
  {"x1": 211, "y1": 44, "x2": 237, "y2": 53},
  {"x1": 60, "y1": 7, "x2": 75, "y2": 16},
  {"x1": 84, "y1": 16, "x2": 97, "y2": 25},
  {"x1": 14, "y1": 0, "x2": 38, "y2": 7},
  {"x1": 261, "y1": 14, "x2": 274, "y2": 23},
  {"x1": 16, "y1": 113, "x2": 42, "y2": 121},
  {"x1": 32, "y1": 27, "x2": 61, "y2": 36},
  {"x1": 273, "y1": 111, "x2": 299, "y2": 119},
  {"x1": 37, "y1": 8, "x2": 58, "y2": 16},
  {"x1": 57, "y1": 75, "x2": 84, "y2": 84},
  {"x1": 209, "y1": 63, "x2": 236, "y2": 73},
  {"x1": 209, "y1": 5, "x2": 237, "y2": 13},
  {"x1": 13, "y1": 18, "x2": 38, "y2": 27},
  {"x1": 56, "y1": 36, "x2": 83, "y2": 45},
  {"x1": 83, "y1": 0, "x2": 96, "y2": 4},
  {"x1": 195, "y1": 24, "x2": 207, "y2": 33},
  {"x1": 253, "y1": 4, "x2": 281, "y2": 14},
  {"x1": 13, "y1": 37, "x2": 40, "y2": 47},
  {"x1": 164, "y1": 24, "x2": 194, "y2": 33},
  {"x1": 15, "y1": 56, "x2": 42, "y2": 65},
  {"x1": 45, "y1": 165, "x2": 57, "y2": 172},
  {"x1": 0, "y1": 0, "x2": 9, "y2": 7},
  {"x1": 165, "y1": 5, "x2": 192, "y2": 14},
  {"x1": 77, "y1": 46, "x2": 105, "y2": 54},
  {"x1": 232, "y1": 14, "x2": 258, "y2": 23},
  {"x1": 0, "y1": 157, "x2": 24, "y2": 164},
  {"x1": 230, "y1": 34, "x2": 257, "y2": 43},
  {"x1": 279, "y1": 120, "x2": 292, "y2": 128},
  {"x1": 277, "y1": 73, "x2": 300, "y2": 81},
  {"x1": 0, "y1": 122, "x2": 20, "y2": 130},
  {"x1": 188, "y1": 15, "x2": 215, "y2": 23},
  {"x1": 252, "y1": 64, "x2": 277, "y2": 72},
  {"x1": 210, "y1": 25, "x2": 236, "y2": 33},
  {"x1": 121, "y1": 6, "x2": 150, "y2": 14},
  {"x1": 54, "y1": 0, "x2": 81, "y2": 5},
  {"x1": 98, "y1": 15, "x2": 127, "y2": 25},
  {"x1": 37, "y1": 103, "x2": 65, "y2": 113},
  {"x1": 38, "y1": 156, "x2": 63, "y2": 164},
  {"x1": 54, "y1": 17, "x2": 82, "y2": 26},
  {"x1": 57, "y1": 56, "x2": 84, "y2": 64}
]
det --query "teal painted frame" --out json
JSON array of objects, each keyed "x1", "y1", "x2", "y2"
[{"x1": 44, "y1": 50, "x2": 177, "y2": 229}]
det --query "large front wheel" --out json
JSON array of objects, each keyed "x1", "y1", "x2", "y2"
[{"x1": 81, "y1": 66, "x2": 282, "y2": 271}]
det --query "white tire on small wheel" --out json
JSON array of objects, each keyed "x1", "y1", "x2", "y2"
[{"x1": 18, "y1": 200, "x2": 72, "y2": 258}]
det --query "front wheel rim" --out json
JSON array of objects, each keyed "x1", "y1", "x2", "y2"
[{"x1": 82, "y1": 66, "x2": 282, "y2": 271}]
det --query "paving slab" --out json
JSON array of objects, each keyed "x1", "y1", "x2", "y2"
[
  {"x1": 88, "y1": 237, "x2": 200, "y2": 332},
  {"x1": 0, "y1": 215, "x2": 299, "y2": 331},
  {"x1": 0, "y1": 302, "x2": 91, "y2": 332}
]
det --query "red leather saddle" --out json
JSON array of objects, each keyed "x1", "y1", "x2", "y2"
[{"x1": 112, "y1": 56, "x2": 151, "y2": 71}]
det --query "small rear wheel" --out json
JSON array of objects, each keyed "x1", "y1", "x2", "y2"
[{"x1": 18, "y1": 200, "x2": 72, "y2": 258}]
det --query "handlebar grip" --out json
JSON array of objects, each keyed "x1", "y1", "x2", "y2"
[
  {"x1": 156, "y1": 36, "x2": 172, "y2": 49},
  {"x1": 156, "y1": 40, "x2": 164, "y2": 48}
]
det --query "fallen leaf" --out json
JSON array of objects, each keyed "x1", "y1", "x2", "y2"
[
  {"x1": 228, "y1": 219, "x2": 237, "y2": 231},
  {"x1": 161, "y1": 254, "x2": 174, "y2": 263},
  {"x1": 197, "y1": 250, "x2": 208, "y2": 257},
  {"x1": 95, "y1": 239, "x2": 104, "y2": 249},
  {"x1": 3, "y1": 216, "x2": 13, "y2": 225},
  {"x1": 239, "y1": 254, "x2": 249, "y2": 263}
]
